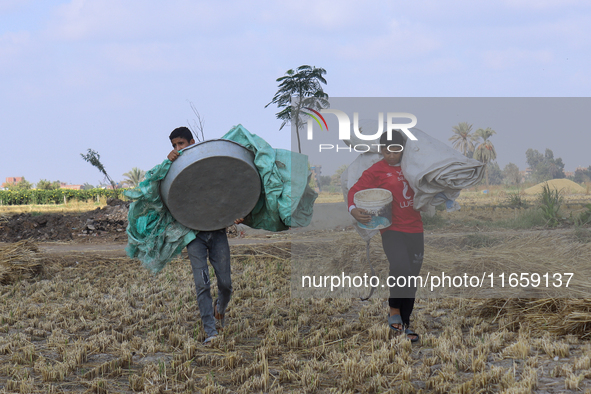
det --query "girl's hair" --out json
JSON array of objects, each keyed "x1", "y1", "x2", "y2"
[{"x1": 379, "y1": 130, "x2": 404, "y2": 148}]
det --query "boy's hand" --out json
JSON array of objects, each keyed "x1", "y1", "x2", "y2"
[
  {"x1": 234, "y1": 218, "x2": 244, "y2": 224},
  {"x1": 351, "y1": 208, "x2": 372, "y2": 224},
  {"x1": 167, "y1": 150, "x2": 180, "y2": 162}
]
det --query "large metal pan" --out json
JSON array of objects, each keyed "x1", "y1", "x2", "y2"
[{"x1": 160, "y1": 139, "x2": 261, "y2": 231}]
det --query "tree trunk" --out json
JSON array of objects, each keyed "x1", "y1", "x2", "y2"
[
  {"x1": 294, "y1": 107, "x2": 301, "y2": 153},
  {"x1": 293, "y1": 99, "x2": 302, "y2": 153}
]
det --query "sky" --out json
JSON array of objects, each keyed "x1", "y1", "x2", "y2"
[
  {"x1": 1, "y1": 0, "x2": 591, "y2": 186},
  {"x1": 300, "y1": 97, "x2": 591, "y2": 176}
]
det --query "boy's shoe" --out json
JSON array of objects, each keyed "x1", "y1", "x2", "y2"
[
  {"x1": 203, "y1": 335, "x2": 218, "y2": 346},
  {"x1": 214, "y1": 299, "x2": 225, "y2": 330}
]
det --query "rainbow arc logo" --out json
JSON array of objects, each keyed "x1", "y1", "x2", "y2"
[{"x1": 302, "y1": 107, "x2": 328, "y2": 131}]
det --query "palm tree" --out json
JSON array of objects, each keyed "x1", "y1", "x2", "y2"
[
  {"x1": 473, "y1": 127, "x2": 497, "y2": 186},
  {"x1": 449, "y1": 122, "x2": 478, "y2": 157},
  {"x1": 121, "y1": 167, "x2": 146, "y2": 188},
  {"x1": 265, "y1": 65, "x2": 329, "y2": 153}
]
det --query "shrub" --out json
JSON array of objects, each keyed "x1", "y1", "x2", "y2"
[
  {"x1": 575, "y1": 203, "x2": 591, "y2": 226},
  {"x1": 506, "y1": 193, "x2": 529, "y2": 209},
  {"x1": 537, "y1": 184, "x2": 563, "y2": 227},
  {"x1": 0, "y1": 188, "x2": 126, "y2": 206}
]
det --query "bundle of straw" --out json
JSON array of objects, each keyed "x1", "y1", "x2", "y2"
[
  {"x1": 0, "y1": 240, "x2": 43, "y2": 285},
  {"x1": 472, "y1": 297, "x2": 591, "y2": 338}
]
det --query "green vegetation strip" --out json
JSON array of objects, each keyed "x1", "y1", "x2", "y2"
[{"x1": 0, "y1": 189, "x2": 126, "y2": 205}]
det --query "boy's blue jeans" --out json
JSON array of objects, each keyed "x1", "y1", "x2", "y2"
[{"x1": 186, "y1": 229, "x2": 232, "y2": 338}]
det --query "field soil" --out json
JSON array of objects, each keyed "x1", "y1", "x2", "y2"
[
  {"x1": 0, "y1": 198, "x2": 249, "y2": 244},
  {"x1": 1, "y1": 205, "x2": 591, "y2": 392}
]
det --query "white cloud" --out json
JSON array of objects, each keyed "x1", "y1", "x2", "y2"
[
  {"x1": 46, "y1": 0, "x2": 249, "y2": 41},
  {"x1": 100, "y1": 42, "x2": 184, "y2": 72},
  {"x1": 501, "y1": 0, "x2": 590, "y2": 10},
  {"x1": 482, "y1": 48, "x2": 554, "y2": 70},
  {"x1": 332, "y1": 18, "x2": 440, "y2": 63},
  {"x1": 0, "y1": 0, "x2": 30, "y2": 13},
  {"x1": 0, "y1": 30, "x2": 30, "y2": 66}
]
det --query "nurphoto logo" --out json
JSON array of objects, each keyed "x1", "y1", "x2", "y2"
[{"x1": 302, "y1": 109, "x2": 418, "y2": 152}]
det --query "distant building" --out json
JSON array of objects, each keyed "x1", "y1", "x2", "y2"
[
  {"x1": 310, "y1": 165, "x2": 322, "y2": 192},
  {"x1": 564, "y1": 171, "x2": 575, "y2": 178},
  {"x1": 1, "y1": 177, "x2": 24, "y2": 188},
  {"x1": 60, "y1": 184, "x2": 83, "y2": 190},
  {"x1": 519, "y1": 168, "x2": 532, "y2": 183}
]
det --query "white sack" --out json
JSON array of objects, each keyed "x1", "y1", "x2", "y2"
[{"x1": 401, "y1": 128, "x2": 485, "y2": 212}]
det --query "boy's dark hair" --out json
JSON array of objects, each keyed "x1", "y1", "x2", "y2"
[
  {"x1": 169, "y1": 127, "x2": 194, "y2": 142},
  {"x1": 379, "y1": 130, "x2": 404, "y2": 147}
]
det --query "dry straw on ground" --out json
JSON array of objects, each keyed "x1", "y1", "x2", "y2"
[
  {"x1": 1, "y1": 236, "x2": 591, "y2": 392},
  {"x1": 293, "y1": 230, "x2": 591, "y2": 299},
  {"x1": 472, "y1": 297, "x2": 591, "y2": 339},
  {"x1": 0, "y1": 239, "x2": 43, "y2": 285}
]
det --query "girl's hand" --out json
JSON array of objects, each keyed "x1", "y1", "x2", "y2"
[{"x1": 351, "y1": 208, "x2": 372, "y2": 224}]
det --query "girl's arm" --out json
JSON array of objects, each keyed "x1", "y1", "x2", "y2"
[{"x1": 347, "y1": 168, "x2": 377, "y2": 224}]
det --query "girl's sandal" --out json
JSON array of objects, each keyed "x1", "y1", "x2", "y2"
[
  {"x1": 404, "y1": 328, "x2": 420, "y2": 343},
  {"x1": 387, "y1": 314, "x2": 404, "y2": 333}
]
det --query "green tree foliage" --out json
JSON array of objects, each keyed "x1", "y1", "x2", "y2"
[
  {"x1": 573, "y1": 166, "x2": 591, "y2": 183},
  {"x1": 331, "y1": 165, "x2": 348, "y2": 187},
  {"x1": 502, "y1": 162, "x2": 521, "y2": 185},
  {"x1": 36, "y1": 179, "x2": 61, "y2": 190},
  {"x1": 449, "y1": 122, "x2": 478, "y2": 158},
  {"x1": 5, "y1": 178, "x2": 33, "y2": 190},
  {"x1": 266, "y1": 65, "x2": 328, "y2": 153},
  {"x1": 487, "y1": 162, "x2": 503, "y2": 185},
  {"x1": 473, "y1": 127, "x2": 497, "y2": 186},
  {"x1": 82, "y1": 183, "x2": 95, "y2": 190},
  {"x1": 80, "y1": 149, "x2": 117, "y2": 189},
  {"x1": 121, "y1": 167, "x2": 146, "y2": 188},
  {"x1": 319, "y1": 175, "x2": 331, "y2": 188},
  {"x1": 525, "y1": 148, "x2": 565, "y2": 182}
]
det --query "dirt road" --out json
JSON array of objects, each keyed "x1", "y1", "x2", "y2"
[{"x1": 6, "y1": 226, "x2": 577, "y2": 257}]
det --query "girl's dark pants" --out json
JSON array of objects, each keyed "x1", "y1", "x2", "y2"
[{"x1": 381, "y1": 230, "x2": 424, "y2": 327}]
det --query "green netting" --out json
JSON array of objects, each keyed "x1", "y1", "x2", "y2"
[
  {"x1": 124, "y1": 158, "x2": 196, "y2": 274},
  {"x1": 125, "y1": 125, "x2": 317, "y2": 273}
]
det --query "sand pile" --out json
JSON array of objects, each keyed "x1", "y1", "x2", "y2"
[{"x1": 524, "y1": 179, "x2": 586, "y2": 195}]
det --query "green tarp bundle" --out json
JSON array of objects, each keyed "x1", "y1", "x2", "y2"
[
  {"x1": 124, "y1": 159, "x2": 196, "y2": 274},
  {"x1": 221, "y1": 124, "x2": 317, "y2": 230},
  {"x1": 125, "y1": 124, "x2": 317, "y2": 273}
]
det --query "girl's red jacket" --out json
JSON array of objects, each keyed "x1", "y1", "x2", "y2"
[{"x1": 347, "y1": 160, "x2": 423, "y2": 234}]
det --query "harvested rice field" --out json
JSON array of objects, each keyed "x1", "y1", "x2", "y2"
[{"x1": 1, "y1": 229, "x2": 591, "y2": 393}]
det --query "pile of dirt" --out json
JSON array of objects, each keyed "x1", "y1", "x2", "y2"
[
  {"x1": 524, "y1": 179, "x2": 586, "y2": 195},
  {"x1": 0, "y1": 197, "x2": 243, "y2": 242},
  {"x1": 0, "y1": 201, "x2": 130, "y2": 243}
]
